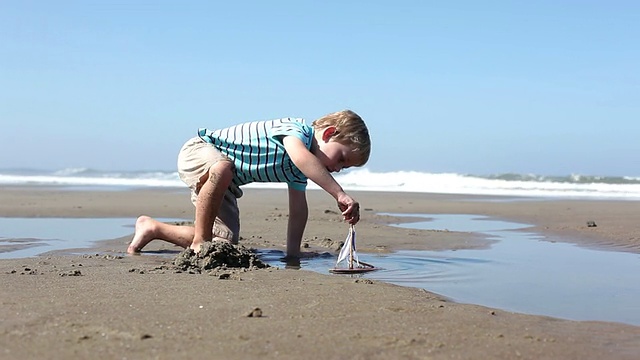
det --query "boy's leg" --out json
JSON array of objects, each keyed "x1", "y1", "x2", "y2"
[
  {"x1": 128, "y1": 137, "x2": 239, "y2": 253},
  {"x1": 190, "y1": 159, "x2": 234, "y2": 251},
  {"x1": 127, "y1": 216, "x2": 195, "y2": 253},
  {"x1": 179, "y1": 137, "x2": 240, "y2": 250}
]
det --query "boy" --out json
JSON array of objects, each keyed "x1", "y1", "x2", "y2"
[{"x1": 128, "y1": 109, "x2": 371, "y2": 259}]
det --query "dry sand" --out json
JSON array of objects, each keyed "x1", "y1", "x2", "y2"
[{"x1": 1, "y1": 186, "x2": 639, "y2": 359}]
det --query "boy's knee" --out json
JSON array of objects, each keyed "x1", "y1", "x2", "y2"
[{"x1": 208, "y1": 160, "x2": 234, "y2": 184}]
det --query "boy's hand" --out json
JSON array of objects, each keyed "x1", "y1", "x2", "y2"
[{"x1": 337, "y1": 192, "x2": 360, "y2": 224}]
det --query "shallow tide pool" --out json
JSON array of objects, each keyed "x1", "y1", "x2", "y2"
[
  {"x1": 0, "y1": 217, "x2": 175, "y2": 259},
  {"x1": 1, "y1": 215, "x2": 639, "y2": 326},
  {"x1": 261, "y1": 214, "x2": 640, "y2": 326}
]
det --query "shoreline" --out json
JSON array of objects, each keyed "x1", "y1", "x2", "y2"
[
  {"x1": 1, "y1": 187, "x2": 639, "y2": 359},
  {"x1": 2, "y1": 186, "x2": 638, "y2": 255}
]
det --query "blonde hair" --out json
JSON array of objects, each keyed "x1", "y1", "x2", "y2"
[{"x1": 312, "y1": 109, "x2": 371, "y2": 166}]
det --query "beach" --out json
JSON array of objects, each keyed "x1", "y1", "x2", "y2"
[{"x1": 1, "y1": 187, "x2": 639, "y2": 359}]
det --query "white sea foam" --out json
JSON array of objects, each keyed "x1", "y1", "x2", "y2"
[
  {"x1": 52, "y1": 167, "x2": 91, "y2": 176},
  {"x1": 1, "y1": 168, "x2": 640, "y2": 200},
  {"x1": 331, "y1": 169, "x2": 640, "y2": 199}
]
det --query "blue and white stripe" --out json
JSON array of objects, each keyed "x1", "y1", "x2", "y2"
[{"x1": 198, "y1": 118, "x2": 314, "y2": 191}]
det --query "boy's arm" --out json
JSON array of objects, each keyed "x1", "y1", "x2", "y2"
[
  {"x1": 286, "y1": 186, "x2": 308, "y2": 258},
  {"x1": 282, "y1": 136, "x2": 360, "y2": 224},
  {"x1": 282, "y1": 136, "x2": 343, "y2": 197}
]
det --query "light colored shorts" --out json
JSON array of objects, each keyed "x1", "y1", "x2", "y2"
[{"x1": 177, "y1": 136, "x2": 242, "y2": 244}]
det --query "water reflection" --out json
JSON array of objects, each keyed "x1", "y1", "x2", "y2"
[
  {"x1": 0, "y1": 217, "x2": 178, "y2": 259},
  {"x1": 262, "y1": 214, "x2": 640, "y2": 326},
  {"x1": 2, "y1": 216, "x2": 639, "y2": 326}
]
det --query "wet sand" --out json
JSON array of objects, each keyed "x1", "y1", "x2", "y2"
[{"x1": 1, "y1": 187, "x2": 639, "y2": 359}]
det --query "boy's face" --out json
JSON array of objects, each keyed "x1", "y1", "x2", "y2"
[{"x1": 316, "y1": 127, "x2": 359, "y2": 173}]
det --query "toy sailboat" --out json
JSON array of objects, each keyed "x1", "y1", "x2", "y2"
[{"x1": 329, "y1": 225, "x2": 379, "y2": 274}]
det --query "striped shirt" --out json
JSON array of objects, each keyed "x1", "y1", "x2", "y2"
[{"x1": 198, "y1": 118, "x2": 314, "y2": 191}]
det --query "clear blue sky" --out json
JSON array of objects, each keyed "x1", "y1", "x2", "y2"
[{"x1": 1, "y1": 1, "x2": 638, "y2": 176}]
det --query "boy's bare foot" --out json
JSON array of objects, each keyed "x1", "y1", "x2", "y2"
[
  {"x1": 189, "y1": 237, "x2": 231, "y2": 253},
  {"x1": 127, "y1": 216, "x2": 157, "y2": 254},
  {"x1": 189, "y1": 239, "x2": 204, "y2": 253}
]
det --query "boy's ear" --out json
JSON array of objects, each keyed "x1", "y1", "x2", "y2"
[{"x1": 321, "y1": 126, "x2": 337, "y2": 142}]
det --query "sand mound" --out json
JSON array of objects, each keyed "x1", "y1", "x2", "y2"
[{"x1": 174, "y1": 241, "x2": 269, "y2": 273}]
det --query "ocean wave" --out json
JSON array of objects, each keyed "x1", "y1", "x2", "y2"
[
  {"x1": 483, "y1": 173, "x2": 640, "y2": 185},
  {"x1": 332, "y1": 169, "x2": 640, "y2": 199},
  {"x1": 1, "y1": 168, "x2": 640, "y2": 200},
  {"x1": 52, "y1": 167, "x2": 94, "y2": 176}
]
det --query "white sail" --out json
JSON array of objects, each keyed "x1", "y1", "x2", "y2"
[
  {"x1": 351, "y1": 228, "x2": 360, "y2": 265},
  {"x1": 330, "y1": 225, "x2": 377, "y2": 273},
  {"x1": 335, "y1": 225, "x2": 357, "y2": 267}
]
